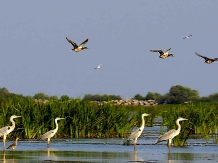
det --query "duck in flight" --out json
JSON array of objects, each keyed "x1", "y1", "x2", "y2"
[
  {"x1": 150, "y1": 48, "x2": 174, "y2": 59},
  {"x1": 195, "y1": 52, "x2": 218, "y2": 64},
  {"x1": 66, "y1": 37, "x2": 88, "y2": 52},
  {"x1": 183, "y1": 35, "x2": 192, "y2": 39}
]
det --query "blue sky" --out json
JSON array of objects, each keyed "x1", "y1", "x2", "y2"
[{"x1": 0, "y1": 1, "x2": 218, "y2": 99}]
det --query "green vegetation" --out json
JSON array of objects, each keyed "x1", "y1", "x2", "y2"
[
  {"x1": 0, "y1": 87, "x2": 218, "y2": 147},
  {"x1": 83, "y1": 94, "x2": 122, "y2": 101},
  {"x1": 133, "y1": 85, "x2": 200, "y2": 104},
  {"x1": 122, "y1": 103, "x2": 218, "y2": 146},
  {"x1": 0, "y1": 97, "x2": 139, "y2": 139},
  {"x1": 133, "y1": 92, "x2": 163, "y2": 102}
]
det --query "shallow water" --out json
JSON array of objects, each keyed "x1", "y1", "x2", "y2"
[
  {"x1": 1, "y1": 123, "x2": 218, "y2": 163},
  {"x1": 0, "y1": 137, "x2": 218, "y2": 163}
]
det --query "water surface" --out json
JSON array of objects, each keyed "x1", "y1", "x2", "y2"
[
  {"x1": 1, "y1": 137, "x2": 218, "y2": 163},
  {"x1": 1, "y1": 122, "x2": 217, "y2": 162}
]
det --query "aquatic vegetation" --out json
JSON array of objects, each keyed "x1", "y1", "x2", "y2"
[
  {"x1": 0, "y1": 98, "x2": 137, "y2": 139},
  {"x1": 0, "y1": 97, "x2": 217, "y2": 144},
  {"x1": 158, "y1": 103, "x2": 218, "y2": 146}
]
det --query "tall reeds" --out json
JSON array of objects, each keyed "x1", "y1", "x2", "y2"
[
  {"x1": 0, "y1": 97, "x2": 217, "y2": 144},
  {"x1": 158, "y1": 103, "x2": 218, "y2": 146},
  {"x1": 0, "y1": 98, "x2": 137, "y2": 139}
]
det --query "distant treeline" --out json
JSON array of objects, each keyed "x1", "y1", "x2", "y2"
[
  {"x1": 0, "y1": 85, "x2": 218, "y2": 104},
  {"x1": 83, "y1": 94, "x2": 122, "y2": 101},
  {"x1": 0, "y1": 87, "x2": 217, "y2": 145},
  {"x1": 132, "y1": 85, "x2": 218, "y2": 104}
]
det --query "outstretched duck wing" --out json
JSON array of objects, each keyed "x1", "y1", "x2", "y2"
[
  {"x1": 164, "y1": 48, "x2": 171, "y2": 54},
  {"x1": 150, "y1": 50, "x2": 164, "y2": 55},
  {"x1": 195, "y1": 52, "x2": 210, "y2": 60},
  {"x1": 66, "y1": 37, "x2": 78, "y2": 48},
  {"x1": 79, "y1": 39, "x2": 88, "y2": 47}
]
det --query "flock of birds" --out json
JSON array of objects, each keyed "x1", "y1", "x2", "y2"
[
  {"x1": 0, "y1": 34, "x2": 215, "y2": 152},
  {"x1": 0, "y1": 114, "x2": 187, "y2": 152},
  {"x1": 0, "y1": 115, "x2": 64, "y2": 150},
  {"x1": 0, "y1": 35, "x2": 214, "y2": 163},
  {"x1": 66, "y1": 35, "x2": 218, "y2": 64}
]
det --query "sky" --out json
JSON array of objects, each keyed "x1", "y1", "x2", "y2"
[{"x1": 0, "y1": 1, "x2": 218, "y2": 99}]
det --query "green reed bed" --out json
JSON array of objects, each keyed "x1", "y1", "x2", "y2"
[
  {"x1": 0, "y1": 97, "x2": 217, "y2": 145},
  {"x1": 157, "y1": 103, "x2": 218, "y2": 146},
  {"x1": 132, "y1": 103, "x2": 218, "y2": 146},
  {"x1": 0, "y1": 98, "x2": 137, "y2": 139}
]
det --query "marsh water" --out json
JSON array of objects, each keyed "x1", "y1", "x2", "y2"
[{"x1": 1, "y1": 126, "x2": 218, "y2": 163}]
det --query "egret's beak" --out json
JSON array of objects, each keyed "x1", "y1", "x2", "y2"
[{"x1": 15, "y1": 116, "x2": 21, "y2": 118}]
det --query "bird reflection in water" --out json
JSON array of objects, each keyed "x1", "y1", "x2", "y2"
[
  {"x1": 47, "y1": 147, "x2": 50, "y2": 157},
  {"x1": 134, "y1": 150, "x2": 138, "y2": 161},
  {"x1": 2, "y1": 150, "x2": 6, "y2": 163}
]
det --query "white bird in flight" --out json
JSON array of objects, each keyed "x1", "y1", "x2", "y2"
[
  {"x1": 95, "y1": 64, "x2": 102, "y2": 69},
  {"x1": 183, "y1": 35, "x2": 192, "y2": 39}
]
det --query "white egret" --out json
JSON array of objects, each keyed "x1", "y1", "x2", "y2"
[
  {"x1": 39, "y1": 117, "x2": 65, "y2": 148},
  {"x1": 155, "y1": 117, "x2": 188, "y2": 150},
  {"x1": 0, "y1": 115, "x2": 21, "y2": 150},
  {"x1": 127, "y1": 113, "x2": 150, "y2": 150}
]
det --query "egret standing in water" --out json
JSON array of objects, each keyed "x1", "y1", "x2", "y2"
[
  {"x1": 39, "y1": 117, "x2": 65, "y2": 148},
  {"x1": 127, "y1": 113, "x2": 150, "y2": 150},
  {"x1": 155, "y1": 117, "x2": 188, "y2": 150},
  {"x1": 0, "y1": 115, "x2": 21, "y2": 150}
]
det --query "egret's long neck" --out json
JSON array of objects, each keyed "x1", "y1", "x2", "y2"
[
  {"x1": 140, "y1": 115, "x2": 145, "y2": 129},
  {"x1": 176, "y1": 119, "x2": 181, "y2": 132},
  {"x1": 10, "y1": 117, "x2": 16, "y2": 128},
  {"x1": 54, "y1": 119, "x2": 59, "y2": 131}
]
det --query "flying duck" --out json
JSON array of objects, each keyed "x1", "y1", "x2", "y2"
[
  {"x1": 95, "y1": 64, "x2": 102, "y2": 69},
  {"x1": 66, "y1": 37, "x2": 88, "y2": 52},
  {"x1": 150, "y1": 48, "x2": 174, "y2": 59},
  {"x1": 183, "y1": 35, "x2": 192, "y2": 39},
  {"x1": 195, "y1": 52, "x2": 218, "y2": 64}
]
